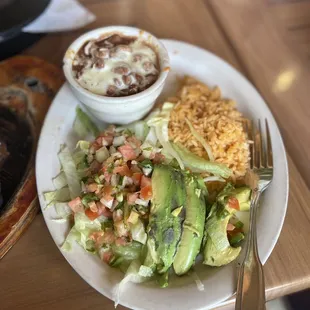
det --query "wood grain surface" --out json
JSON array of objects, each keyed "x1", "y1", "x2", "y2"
[{"x1": 1, "y1": 0, "x2": 310, "y2": 309}]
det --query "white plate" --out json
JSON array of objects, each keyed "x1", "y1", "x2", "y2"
[{"x1": 36, "y1": 40, "x2": 289, "y2": 310}]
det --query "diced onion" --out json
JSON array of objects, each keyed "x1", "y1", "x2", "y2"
[
  {"x1": 95, "y1": 146, "x2": 109, "y2": 163},
  {"x1": 113, "y1": 136, "x2": 126, "y2": 147}
]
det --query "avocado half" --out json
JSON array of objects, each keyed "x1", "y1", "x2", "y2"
[
  {"x1": 145, "y1": 164, "x2": 186, "y2": 274},
  {"x1": 203, "y1": 213, "x2": 241, "y2": 266},
  {"x1": 173, "y1": 175, "x2": 206, "y2": 275},
  {"x1": 203, "y1": 184, "x2": 251, "y2": 267}
]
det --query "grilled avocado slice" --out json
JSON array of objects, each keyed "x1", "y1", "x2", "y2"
[
  {"x1": 173, "y1": 175, "x2": 207, "y2": 275},
  {"x1": 145, "y1": 164, "x2": 186, "y2": 274}
]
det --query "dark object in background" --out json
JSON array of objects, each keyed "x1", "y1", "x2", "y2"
[
  {"x1": 0, "y1": 106, "x2": 33, "y2": 214},
  {"x1": 0, "y1": 0, "x2": 50, "y2": 60},
  {"x1": 0, "y1": 56, "x2": 64, "y2": 259},
  {"x1": 287, "y1": 289, "x2": 310, "y2": 310},
  {"x1": 0, "y1": 0, "x2": 50, "y2": 42},
  {"x1": 0, "y1": 32, "x2": 45, "y2": 61}
]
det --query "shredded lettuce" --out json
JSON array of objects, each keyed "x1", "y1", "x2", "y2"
[
  {"x1": 112, "y1": 241, "x2": 142, "y2": 260},
  {"x1": 58, "y1": 145, "x2": 81, "y2": 199},
  {"x1": 74, "y1": 106, "x2": 99, "y2": 138},
  {"x1": 144, "y1": 109, "x2": 161, "y2": 122},
  {"x1": 72, "y1": 151, "x2": 86, "y2": 167},
  {"x1": 139, "y1": 265, "x2": 153, "y2": 277},
  {"x1": 76, "y1": 140, "x2": 90, "y2": 152},
  {"x1": 61, "y1": 227, "x2": 80, "y2": 251},
  {"x1": 140, "y1": 141, "x2": 161, "y2": 159},
  {"x1": 113, "y1": 259, "x2": 150, "y2": 307},
  {"x1": 55, "y1": 202, "x2": 73, "y2": 218},
  {"x1": 116, "y1": 121, "x2": 149, "y2": 141},
  {"x1": 144, "y1": 127, "x2": 157, "y2": 145},
  {"x1": 61, "y1": 212, "x2": 102, "y2": 252},
  {"x1": 136, "y1": 122, "x2": 150, "y2": 141},
  {"x1": 147, "y1": 103, "x2": 184, "y2": 169},
  {"x1": 185, "y1": 117, "x2": 214, "y2": 161},
  {"x1": 130, "y1": 219, "x2": 147, "y2": 245},
  {"x1": 43, "y1": 187, "x2": 71, "y2": 207},
  {"x1": 52, "y1": 171, "x2": 68, "y2": 189}
]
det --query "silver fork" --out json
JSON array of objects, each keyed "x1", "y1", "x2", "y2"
[{"x1": 235, "y1": 119, "x2": 273, "y2": 310}]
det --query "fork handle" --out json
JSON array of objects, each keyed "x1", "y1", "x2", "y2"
[{"x1": 235, "y1": 189, "x2": 266, "y2": 310}]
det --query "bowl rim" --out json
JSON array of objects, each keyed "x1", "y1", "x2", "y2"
[{"x1": 63, "y1": 25, "x2": 170, "y2": 104}]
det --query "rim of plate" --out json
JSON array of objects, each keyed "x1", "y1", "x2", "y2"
[{"x1": 36, "y1": 39, "x2": 289, "y2": 310}]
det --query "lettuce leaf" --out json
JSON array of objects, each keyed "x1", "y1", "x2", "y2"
[
  {"x1": 52, "y1": 171, "x2": 68, "y2": 189},
  {"x1": 58, "y1": 145, "x2": 81, "y2": 199},
  {"x1": 111, "y1": 241, "x2": 142, "y2": 260},
  {"x1": 147, "y1": 102, "x2": 184, "y2": 169},
  {"x1": 130, "y1": 219, "x2": 147, "y2": 245},
  {"x1": 74, "y1": 106, "x2": 99, "y2": 138},
  {"x1": 61, "y1": 212, "x2": 102, "y2": 252},
  {"x1": 43, "y1": 187, "x2": 71, "y2": 207},
  {"x1": 113, "y1": 259, "x2": 151, "y2": 307}
]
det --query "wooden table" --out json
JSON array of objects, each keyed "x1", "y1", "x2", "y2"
[{"x1": 1, "y1": 0, "x2": 310, "y2": 309}]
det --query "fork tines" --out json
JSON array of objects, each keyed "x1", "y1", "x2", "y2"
[{"x1": 245, "y1": 119, "x2": 273, "y2": 170}]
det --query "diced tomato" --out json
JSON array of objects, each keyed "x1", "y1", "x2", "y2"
[
  {"x1": 68, "y1": 197, "x2": 84, "y2": 213},
  {"x1": 132, "y1": 172, "x2": 143, "y2": 185},
  {"x1": 226, "y1": 223, "x2": 235, "y2": 231},
  {"x1": 86, "y1": 183, "x2": 98, "y2": 192},
  {"x1": 140, "y1": 185, "x2": 152, "y2": 200},
  {"x1": 115, "y1": 237, "x2": 128, "y2": 246},
  {"x1": 118, "y1": 144, "x2": 137, "y2": 160},
  {"x1": 228, "y1": 197, "x2": 240, "y2": 210},
  {"x1": 85, "y1": 208, "x2": 100, "y2": 221},
  {"x1": 127, "y1": 136, "x2": 142, "y2": 148},
  {"x1": 127, "y1": 192, "x2": 139, "y2": 205},
  {"x1": 113, "y1": 164, "x2": 132, "y2": 177},
  {"x1": 96, "y1": 202, "x2": 113, "y2": 218},
  {"x1": 141, "y1": 175, "x2": 152, "y2": 188},
  {"x1": 102, "y1": 250, "x2": 114, "y2": 264}
]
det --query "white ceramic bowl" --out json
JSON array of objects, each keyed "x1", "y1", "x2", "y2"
[{"x1": 63, "y1": 26, "x2": 170, "y2": 125}]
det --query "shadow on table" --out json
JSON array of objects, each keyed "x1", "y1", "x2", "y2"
[{"x1": 286, "y1": 289, "x2": 310, "y2": 310}]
